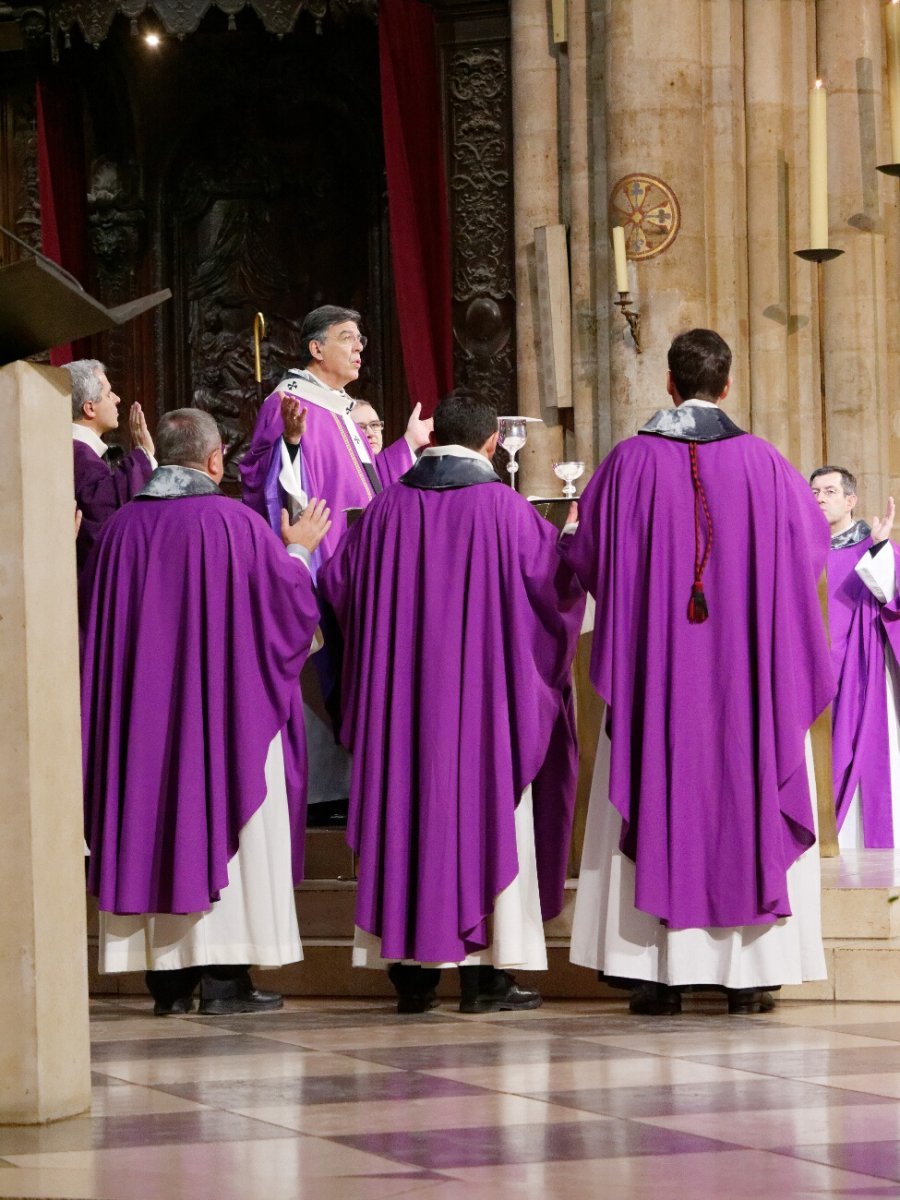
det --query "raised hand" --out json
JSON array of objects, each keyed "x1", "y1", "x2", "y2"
[
  {"x1": 871, "y1": 495, "x2": 895, "y2": 544},
  {"x1": 129, "y1": 402, "x2": 155, "y2": 457},
  {"x1": 404, "y1": 401, "x2": 434, "y2": 451},
  {"x1": 280, "y1": 395, "x2": 308, "y2": 445},
  {"x1": 281, "y1": 499, "x2": 331, "y2": 553}
]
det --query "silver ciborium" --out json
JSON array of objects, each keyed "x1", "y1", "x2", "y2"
[{"x1": 552, "y1": 460, "x2": 585, "y2": 499}]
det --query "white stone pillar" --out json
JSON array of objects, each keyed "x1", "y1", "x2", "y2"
[{"x1": 0, "y1": 361, "x2": 91, "y2": 1124}]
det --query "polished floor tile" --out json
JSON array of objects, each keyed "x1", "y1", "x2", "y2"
[{"x1": 3, "y1": 998, "x2": 900, "y2": 1199}]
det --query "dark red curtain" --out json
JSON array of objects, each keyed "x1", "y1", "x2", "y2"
[
  {"x1": 379, "y1": 0, "x2": 454, "y2": 418},
  {"x1": 36, "y1": 71, "x2": 90, "y2": 366}
]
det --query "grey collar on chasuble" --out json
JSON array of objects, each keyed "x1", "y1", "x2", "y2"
[
  {"x1": 831, "y1": 519, "x2": 872, "y2": 550},
  {"x1": 639, "y1": 404, "x2": 745, "y2": 444},
  {"x1": 137, "y1": 465, "x2": 223, "y2": 499},
  {"x1": 401, "y1": 446, "x2": 501, "y2": 491}
]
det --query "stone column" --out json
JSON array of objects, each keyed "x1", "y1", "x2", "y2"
[
  {"x1": 0, "y1": 361, "x2": 91, "y2": 1124},
  {"x1": 602, "y1": 0, "x2": 748, "y2": 440},
  {"x1": 511, "y1": 0, "x2": 565, "y2": 494},
  {"x1": 566, "y1": 0, "x2": 600, "y2": 468},
  {"x1": 743, "y1": 0, "x2": 819, "y2": 468},
  {"x1": 817, "y1": 0, "x2": 892, "y2": 514}
]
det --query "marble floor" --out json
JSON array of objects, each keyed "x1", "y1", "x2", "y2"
[{"x1": 4, "y1": 995, "x2": 900, "y2": 1199}]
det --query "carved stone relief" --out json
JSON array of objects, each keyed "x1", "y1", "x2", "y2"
[
  {"x1": 445, "y1": 41, "x2": 515, "y2": 415},
  {"x1": 13, "y1": 93, "x2": 41, "y2": 252},
  {"x1": 87, "y1": 156, "x2": 144, "y2": 300},
  {"x1": 44, "y1": 0, "x2": 376, "y2": 50}
]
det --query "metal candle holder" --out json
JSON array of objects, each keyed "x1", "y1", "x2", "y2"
[
  {"x1": 793, "y1": 246, "x2": 845, "y2": 461},
  {"x1": 615, "y1": 291, "x2": 642, "y2": 354}
]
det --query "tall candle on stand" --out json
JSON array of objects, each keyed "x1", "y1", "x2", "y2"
[
  {"x1": 809, "y1": 79, "x2": 829, "y2": 249},
  {"x1": 887, "y1": 0, "x2": 900, "y2": 163},
  {"x1": 612, "y1": 225, "x2": 629, "y2": 292}
]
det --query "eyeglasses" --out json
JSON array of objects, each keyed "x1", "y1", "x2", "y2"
[
  {"x1": 355, "y1": 420, "x2": 384, "y2": 433},
  {"x1": 335, "y1": 332, "x2": 368, "y2": 349}
]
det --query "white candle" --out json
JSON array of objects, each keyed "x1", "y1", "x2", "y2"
[
  {"x1": 809, "y1": 80, "x2": 829, "y2": 249},
  {"x1": 612, "y1": 225, "x2": 629, "y2": 292},
  {"x1": 886, "y1": 1, "x2": 900, "y2": 163}
]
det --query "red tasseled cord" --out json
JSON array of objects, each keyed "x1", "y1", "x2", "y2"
[{"x1": 688, "y1": 442, "x2": 712, "y2": 623}]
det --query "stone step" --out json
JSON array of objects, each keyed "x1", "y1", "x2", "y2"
[
  {"x1": 304, "y1": 829, "x2": 356, "y2": 881},
  {"x1": 295, "y1": 874, "x2": 900, "y2": 943}
]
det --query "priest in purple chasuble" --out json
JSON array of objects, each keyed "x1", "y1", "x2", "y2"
[
  {"x1": 239, "y1": 305, "x2": 432, "y2": 575},
  {"x1": 566, "y1": 329, "x2": 834, "y2": 1016},
  {"x1": 81, "y1": 409, "x2": 331, "y2": 1016},
  {"x1": 318, "y1": 390, "x2": 586, "y2": 1014},
  {"x1": 810, "y1": 466, "x2": 900, "y2": 848},
  {"x1": 240, "y1": 305, "x2": 433, "y2": 822},
  {"x1": 65, "y1": 359, "x2": 155, "y2": 574}
]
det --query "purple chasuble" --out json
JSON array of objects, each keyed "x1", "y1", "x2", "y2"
[
  {"x1": 318, "y1": 476, "x2": 585, "y2": 963},
  {"x1": 828, "y1": 538, "x2": 900, "y2": 845},
  {"x1": 73, "y1": 440, "x2": 152, "y2": 573},
  {"x1": 81, "y1": 490, "x2": 321, "y2": 914},
  {"x1": 564, "y1": 431, "x2": 833, "y2": 930},
  {"x1": 239, "y1": 388, "x2": 413, "y2": 575}
]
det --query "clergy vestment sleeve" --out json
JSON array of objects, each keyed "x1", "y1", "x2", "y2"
[
  {"x1": 74, "y1": 442, "x2": 154, "y2": 571},
  {"x1": 375, "y1": 437, "x2": 415, "y2": 486},
  {"x1": 855, "y1": 543, "x2": 898, "y2": 605}
]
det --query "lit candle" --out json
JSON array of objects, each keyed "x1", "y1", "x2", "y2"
[
  {"x1": 612, "y1": 225, "x2": 629, "y2": 292},
  {"x1": 809, "y1": 79, "x2": 829, "y2": 249},
  {"x1": 886, "y1": 0, "x2": 900, "y2": 163}
]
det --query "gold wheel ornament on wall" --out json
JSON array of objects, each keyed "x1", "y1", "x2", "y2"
[{"x1": 609, "y1": 174, "x2": 681, "y2": 260}]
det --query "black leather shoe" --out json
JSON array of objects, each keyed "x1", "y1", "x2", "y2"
[
  {"x1": 629, "y1": 982, "x2": 682, "y2": 1015},
  {"x1": 727, "y1": 988, "x2": 776, "y2": 1014},
  {"x1": 198, "y1": 986, "x2": 284, "y2": 1015},
  {"x1": 458, "y1": 969, "x2": 542, "y2": 1013},
  {"x1": 396, "y1": 991, "x2": 440, "y2": 1014},
  {"x1": 153, "y1": 995, "x2": 195, "y2": 1016}
]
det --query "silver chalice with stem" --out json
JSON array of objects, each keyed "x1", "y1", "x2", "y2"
[
  {"x1": 553, "y1": 460, "x2": 585, "y2": 499},
  {"x1": 497, "y1": 417, "x2": 528, "y2": 486}
]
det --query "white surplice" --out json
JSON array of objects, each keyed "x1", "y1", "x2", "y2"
[
  {"x1": 99, "y1": 731, "x2": 302, "y2": 972},
  {"x1": 352, "y1": 785, "x2": 548, "y2": 972},
  {"x1": 838, "y1": 544, "x2": 900, "y2": 849},
  {"x1": 570, "y1": 733, "x2": 827, "y2": 989}
]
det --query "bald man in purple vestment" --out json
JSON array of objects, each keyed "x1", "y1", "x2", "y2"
[
  {"x1": 65, "y1": 359, "x2": 155, "y2": 574},
  {"x1": 240, "y1": 305, "x2": 433, "y2": 826},
  {"x1": 567, "y1": 329, "x2": 834, "y2": 1016},
  {"x1": 810, "y1": 466, "x2": 900, "y2": 848},
  {"x1": 81, "y1": 409, "x2": 330, "y2": 1016},
  {"x1": 319, "y1": 390, "x2": 585, "y2": 1014}
]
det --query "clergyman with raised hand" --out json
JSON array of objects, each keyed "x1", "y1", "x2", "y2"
[
  {"x1": 811, "y1": 465, "x2": 900, "y2": 848},
  {"x1": 81, "y1": 408, "x2": 330, "y2": 1017}
]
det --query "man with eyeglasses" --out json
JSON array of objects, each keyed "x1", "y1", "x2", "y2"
[
  {"x1": 241, "y1": 306, "x2": 432, "y2": 829},
  {"x1": 241, "y1": 305, "x2": 431, "y2": 568},
  {"x1": 811, "y1": 466, "x2": 900, "y2": 849},
  {"x1": 352, "y1": 403, "x2": 384, "y2": 457}
]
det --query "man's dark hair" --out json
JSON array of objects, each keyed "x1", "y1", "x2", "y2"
[
  {"x1": 433, "y1": 388, "x2": 498, "y2": 450},
  {"x1": 667, "y1": 329, "x2": 732, "y2": 401},
  {"x1": 809, "y1": 465, "x2": 858, "y2": 496},
  {"x1": 156, "y1": 409, "x2": 221, "y2": 467},
  {"x1": 299, "y1": 305, "x2": 361, "y2": 367}
]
